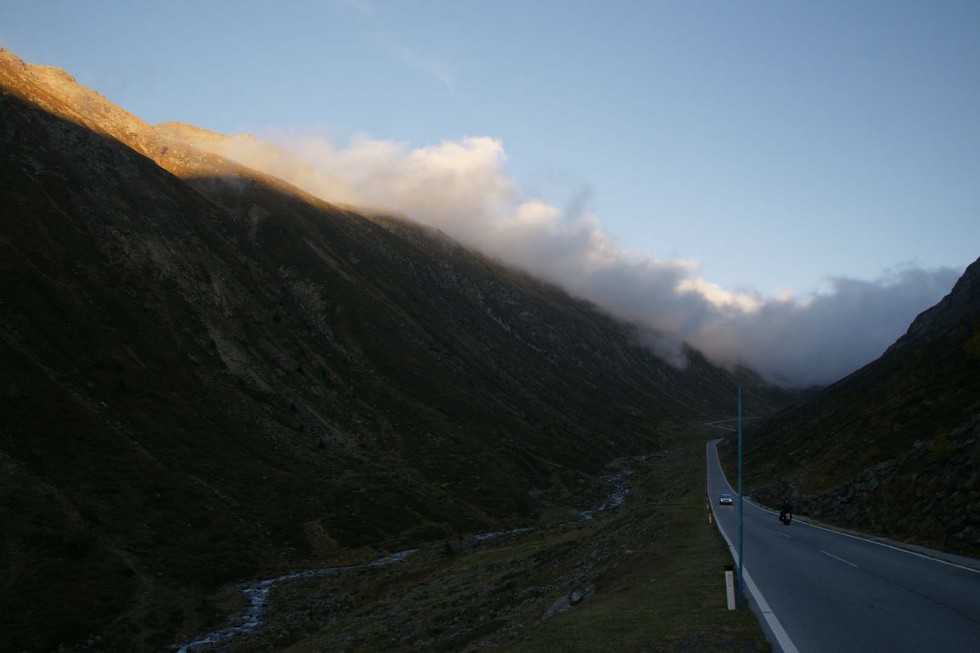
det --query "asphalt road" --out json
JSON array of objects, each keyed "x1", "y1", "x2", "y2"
[{"x1": 706, "y1": 440, "x2": 980, "y2": 653}]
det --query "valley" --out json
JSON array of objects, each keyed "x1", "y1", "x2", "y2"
[
  {"x1": 0, "y1": 48, "x2": 782, "y2": 651},
  {"x1": 175, "y1": 435, "x2": 768, "y2": 653},
  {"x1": 2, "y1": 42, "x2": 976, "y2": 653}
]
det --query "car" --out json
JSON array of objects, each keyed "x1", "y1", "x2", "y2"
[{"x1": 719, "y1": 493, "x2": 733, "y2": 505}]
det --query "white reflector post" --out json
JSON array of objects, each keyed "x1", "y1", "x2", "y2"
[{"x1": 725, "y1": 564, "x2": 736, "y2": 610}]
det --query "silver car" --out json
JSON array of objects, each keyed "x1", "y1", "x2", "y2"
[{"x1": 719, "y1": 493, "x2": 733, "y2": 505}]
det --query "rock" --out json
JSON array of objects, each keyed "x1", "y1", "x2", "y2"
[{"x1": 542, "y1": 595, "x2": 571, "y2": 620}]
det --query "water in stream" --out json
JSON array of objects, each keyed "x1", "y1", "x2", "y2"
[{"x1": 175, "y1": 462, "x2": 641, "y2": 651}]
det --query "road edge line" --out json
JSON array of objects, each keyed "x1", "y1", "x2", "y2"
[
  {"x1": 799, "y1": 518, "x2": 980, "y2": 575},
  {"x1": 707, "y1": 441, "x2": 799, "y2": 653}
]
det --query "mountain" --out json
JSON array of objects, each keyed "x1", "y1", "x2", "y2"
[
  {"x1": 0, "y1": 48, "x2": 793, "y2": 651},
  {"x1": 722, "y1": 256, "x2": 980, "y2": 557}
]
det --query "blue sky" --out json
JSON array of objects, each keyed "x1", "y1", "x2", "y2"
[{"x1": 2, "y1": 1, "x2": 978, "y2": 383}]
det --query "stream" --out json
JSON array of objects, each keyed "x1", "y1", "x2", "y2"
[
  {"x1": 174, "y1": 461, "x2": 641, "y2": 652},
  {"x1": 175, "y1": 550, "x2": 417, "y2": 653}
]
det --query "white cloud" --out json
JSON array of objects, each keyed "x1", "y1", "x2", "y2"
[
  {"x1": 182, "y1": 129, "x2": 961, "y2": 386},
  {"x1": 333, "y1": 0, "x2": 461, "y2": 95},
  {"x1": 691, "y1": 267, "x2": 960, "y2": 385}
]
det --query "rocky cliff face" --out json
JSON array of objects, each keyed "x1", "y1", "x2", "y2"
[
  {"x1": 0, "y1": 49, "x2": 791, "y2": 651},
  {"x1": 725, "y1": 256, "x2": 980, "y2": 556}
]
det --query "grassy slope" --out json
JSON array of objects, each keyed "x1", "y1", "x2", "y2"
[
  {"x1": 205, "y1": 431, "x2": 769, "y2": 653},
  {"x1": 504, "y1": 435, "x2": 767, "y2": 653}
]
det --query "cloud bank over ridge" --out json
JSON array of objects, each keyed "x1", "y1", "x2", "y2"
[{"x1": 187, "y1": 129, "x2": 960, "y2": 386}]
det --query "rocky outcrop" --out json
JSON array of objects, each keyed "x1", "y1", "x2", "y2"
[{"x1": 752, "y1": 410, "x2": 980, "y2": 556}]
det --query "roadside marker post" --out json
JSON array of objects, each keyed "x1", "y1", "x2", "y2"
[{"x1": 725, "y1": 564, "x2": 736, "y2": 610}]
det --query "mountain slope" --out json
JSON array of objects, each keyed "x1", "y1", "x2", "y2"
[
  {"x1": 0, "y1": 48, "x2": 791, "y2": 651},
  {"x1": 723, "y1": 256, "x2": 980, "y2": 556}
]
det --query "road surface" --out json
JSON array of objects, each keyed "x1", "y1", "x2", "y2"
[{"x1": 707, "y1": 440, "x2": 980, "y2": 652}]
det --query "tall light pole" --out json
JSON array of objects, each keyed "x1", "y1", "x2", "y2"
[{"x1": 737, "y1": 385, "x2": 744, "y2": 609}]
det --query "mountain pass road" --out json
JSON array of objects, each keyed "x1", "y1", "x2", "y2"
[{"x1": 707, "y1": 440, "x2": 980, "y2": 652}]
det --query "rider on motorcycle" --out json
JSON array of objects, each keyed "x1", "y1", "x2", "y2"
[{"x1": 779, "y1": 500, "x2": 793, "y2": 522}]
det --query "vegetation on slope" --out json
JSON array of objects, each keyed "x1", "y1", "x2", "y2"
[
  {"x1": 180, "y1": 432, "x2": 767, "y2": 652},
  {"x1": 1, "y1": 48, "x2": 787, "y2": 650}
]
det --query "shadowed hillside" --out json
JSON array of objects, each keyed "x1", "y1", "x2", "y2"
[
  {"x1": 721, "y1": 256, "x2": 980, "y2": 557},
  {"x1": 0, "y1": 48, "x2": 791, "y2": 651}
]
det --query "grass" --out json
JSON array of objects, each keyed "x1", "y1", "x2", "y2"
[{"x1": 503, "y1": 437, "x2": 769, "y2": 653}]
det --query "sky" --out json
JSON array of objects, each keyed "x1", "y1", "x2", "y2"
[{"x1": 2, "y1": 1, "x2": 978, "y2": 385}]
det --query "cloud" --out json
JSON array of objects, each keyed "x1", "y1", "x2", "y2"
[
  {"x1": 387, "y1": 40, "x2": 457, "y2": 91},
  {"x1": 184, "y1": 130, "x2": 961, "y2": 387},
  {"x1": 334, "y1": 0, "x2": 460, "y2": 95},
  {"x1": 689, "y1": 267, "x2": 960, "y2": 385}
]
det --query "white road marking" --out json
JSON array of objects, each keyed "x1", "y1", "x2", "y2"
[
  {"x1": 778, "y1": 531, "x2": 792, "y2": 539},
  {"x1": 707, "y1": 442, "x2": 800, "y2": 653},
  {"x1": 820, "y1": 549, "x2": 859, "y2": 568},
  {"x1": 801, "y1": 518, "x2": 980, "y2": 575}
]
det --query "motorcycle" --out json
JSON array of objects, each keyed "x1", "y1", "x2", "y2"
[{"x1": 779, "y1": 511, "x2": 792, "y2": 525}]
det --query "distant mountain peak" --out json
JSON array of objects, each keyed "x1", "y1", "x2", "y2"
[{"x1": 895, "y1": 255, "x2": 980, "y2": 347}]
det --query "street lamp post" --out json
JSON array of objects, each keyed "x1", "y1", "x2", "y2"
[{"x1": 737, "y1": 385, "x2": 744, "y2": 609}]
